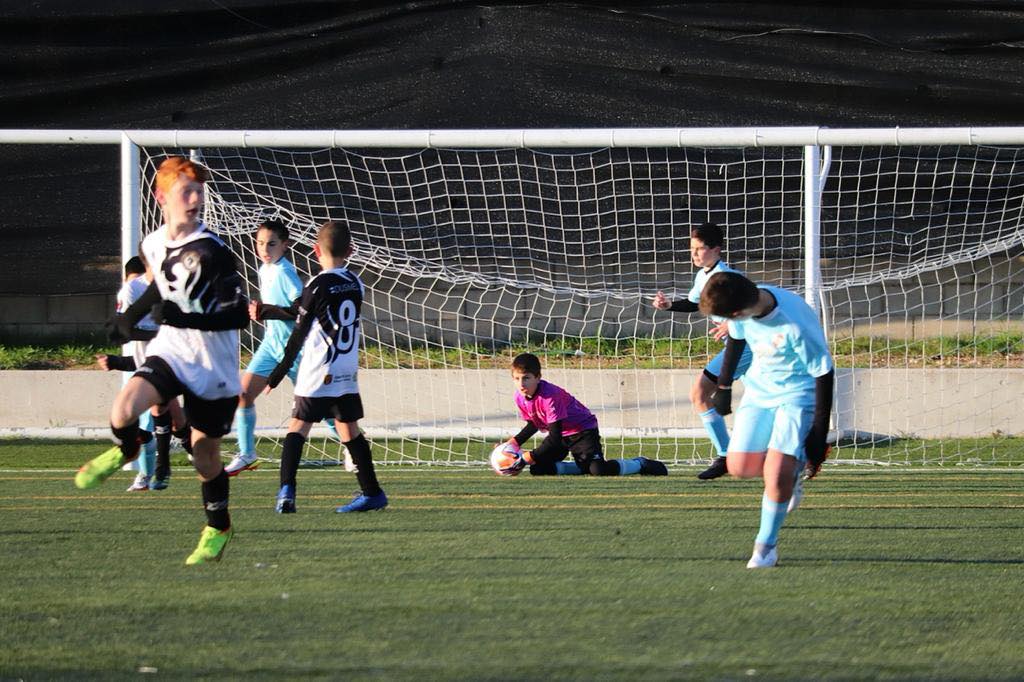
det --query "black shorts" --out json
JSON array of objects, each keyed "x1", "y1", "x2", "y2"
[
  {"x1": 292, "y1": 393, "x2": 364, "y2": 424},
  {"x1": 133, "y1": 356, "x2": 237, "y2": 438},
  {"x1": 530, "y1": 428, "x2": 604, "y2": 466},
  {"x1": 565, "y1": 428, "x2": 604, "y2": 466}
]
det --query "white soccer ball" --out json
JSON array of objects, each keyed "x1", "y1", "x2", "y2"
[{"x1": 489, "y1": 442, "x2": 524, "y2": 477}]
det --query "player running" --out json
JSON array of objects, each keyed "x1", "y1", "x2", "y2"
[
  {"x1": 75, "y1": 156, "x2": 248, "y2": 565},
  {"x1": 699, "y1": 271, "x2": 834, "y2": 568}
]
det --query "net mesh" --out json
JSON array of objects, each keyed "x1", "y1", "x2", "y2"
[{"x1": 138, "y1": 143, "x2": 1024, "y2": 466}]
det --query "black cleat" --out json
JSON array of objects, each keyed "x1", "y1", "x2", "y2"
[
  {"x1": 697, "y1": 456, "x2": 728, "y2": 480},
  {"x1": 638, "y1": 457, "x2": 668, "y2": 476}
]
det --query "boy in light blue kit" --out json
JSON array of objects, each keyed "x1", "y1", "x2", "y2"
[
  {"x1": 651, "y1": 222, "x2": 753, "y2": 480},
  {"x1": 699, "y1": 271, "x2": 834, "y2": 568},
  {"x1": 226, "y1": 220, "x2": 339, "y2": 474}
]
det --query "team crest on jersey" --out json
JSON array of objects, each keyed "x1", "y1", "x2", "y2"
[{"x1": 180, "y1": 250, "x2": 201, "y2": 272}]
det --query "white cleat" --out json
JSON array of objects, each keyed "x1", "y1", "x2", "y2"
[
  {"x1": 746, "y1": 546, "x2": 779, "y2": 569},
  {"x1": 126, "y1": 473, "x2": 151, "y2": 492},
  {"x1": 224, "y1": 452, "x2": 259, "y2": 476},
  {"x1": 787, "y1": 476, "x2": 804, "y2": 514}
]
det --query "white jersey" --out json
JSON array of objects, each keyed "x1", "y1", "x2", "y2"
[
  {"x1": 272, "y1": 266, "x2": 363, "y2": 398},
  {"x1": 116, "y1": 276, "x2": 158, "y2": 368},
  {"x1": 141, "y1": 223, "x2": 243, "y2": 400},
  {"x1": 688, "y1": 260, "x2": 742, "y2": 323}
]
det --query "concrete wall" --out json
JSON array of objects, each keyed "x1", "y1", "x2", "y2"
[
  {"x1": 3, "y1": 368, "x2": 1021, "y2": 440},
  {"x1": 0, "y1": 293, "x2": 117, "y2": 342}
]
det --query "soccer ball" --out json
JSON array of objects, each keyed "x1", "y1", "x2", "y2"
[{"x1": 489, "y1": 442, "x2": 524, "y2": 477}]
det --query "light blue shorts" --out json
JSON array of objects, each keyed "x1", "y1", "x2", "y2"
[
  {"x1": 246, "y1": 343, "x2": 299, "y2": 384},
  {"x1": 729, "y1": 402, "x2": 813, "y2": 460},
  {"x1": 704, "y1": 344, "x2": 753, "y2": 381}
]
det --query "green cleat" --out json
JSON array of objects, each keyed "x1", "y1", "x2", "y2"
[
  {"x1": 74, "y1": 446, "x2": 125, "y2": 490},
  {"x1": 185, "y1": 526, "x2": 233, "y2": 565}
]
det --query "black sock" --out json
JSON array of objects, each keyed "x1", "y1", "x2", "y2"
[
  {"x1": 345, "y1": 434, "x2": 381, "y2": 496},
  {"x1": 111, "y1": 421, "x2": 141, "y2": 462},
  {"x1": 173, "y1": 424, "x2": 193, "y2": 455},
  {"x1": 280, "y1": 432, "x2": 306, "y2": 489},
  {"x1": 201, "y1": 468, "x2": 230, "y2": 531},
  {"x1": 153, "y1": 411, "x2": 172, "y2": 480}
]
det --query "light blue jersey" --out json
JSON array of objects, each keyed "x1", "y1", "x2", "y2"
[
  {"x1": 727, "y1": 285, "x2": 833, "y2": 408},
  {"x1": 258, "y1": 257, "x2": 303, "y2": 358}
]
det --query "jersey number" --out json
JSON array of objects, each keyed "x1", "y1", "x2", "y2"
[{"x1": 335, "y1": 299, "x2": 358, "y2": 353}]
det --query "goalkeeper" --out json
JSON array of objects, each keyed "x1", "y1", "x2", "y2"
[
  {"x1": 651, "y1": 221, "x2": 753, "y2": 480},
  {"x1": 699, "y1": 271, "x2": 834, "y2": 569},
  {"x1": 498, "y1": 353, "x2": 668, "y2": 477}
]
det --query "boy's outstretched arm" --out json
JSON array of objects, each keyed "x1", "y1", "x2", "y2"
[
  {"x1": 652, "y1": 290, "x2": 699, "y2": 313},
  {"x1": 265, "y1": 287, "x2": 317, "y2": 390}
]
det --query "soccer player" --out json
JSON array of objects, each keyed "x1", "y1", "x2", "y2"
[
  {"x1": 699, "y1": 271, "x2": 834, "y2": 568},
  {"x1": 101, "y1": 253, "x2": 194, "y2": 491},
  {"x1": 499, "y1": 352, "x2": 669, "y2": 477},
  {"x1": 76, "y1": 156, "x2": 249, "y2": 565},
  {"x1": 651, "y1": 222, "x2": 753, "y2": 480},
  {"x1": 224, "y1": 220, "x2": 304, "y2": 476},
  {"x1": 263, "y1": 220, "x2": 387, "y2": 514},
  {"x1": 109, "y1": 255, "x2": 159, "y2": 491}
]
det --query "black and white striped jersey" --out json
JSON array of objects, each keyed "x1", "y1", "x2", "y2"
[
  {"x1": 270, "y1": 266, "x2": 363, "y2": 398},
  {"x1": 141, "y1": 223, "x2": 244, "y2": 400}
]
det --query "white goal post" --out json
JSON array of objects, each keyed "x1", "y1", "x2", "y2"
[{"x1": 2, "y1": 127, "x2": 1023, "y2": 467}]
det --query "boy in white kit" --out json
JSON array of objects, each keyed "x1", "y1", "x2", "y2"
[{"x1": 264, "y1": 220, "x2": 387, "y2": 513}]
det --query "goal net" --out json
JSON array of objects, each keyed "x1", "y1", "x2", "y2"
[{"x1": 137, "y1": 139, "x2": 1024, "y2": 467}]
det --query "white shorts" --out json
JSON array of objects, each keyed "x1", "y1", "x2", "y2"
[{"x1": 729, "y1": 402, "x2": 813, "y2": 460}]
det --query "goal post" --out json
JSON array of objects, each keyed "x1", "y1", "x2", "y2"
[{"x1": 2, "y1": 127, "x2": 1022, "y2": 467}]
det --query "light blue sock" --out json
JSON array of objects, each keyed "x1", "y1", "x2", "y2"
[
  {"x1": 755, "y1": 493, "x2": 789, "y2": 547},
  {"x1": 325, "y1": 418, "x2": 340, "y2": 440},
  {"x1": 555, "y1": 461, "x2": 582, "y2": 475},
  {"x1": 616, "y1": 458, "x2": 643, "y2": 476},
  {"x1": 235, "y1": 406, "x2": 256, "y2": 456},
  {"x1": 139, "y1": 439, "x2": 156, "y2": 477},
  {"x1": 699, "y1": 408, "x2": 730, "y2": 457},
  {"x1": 138, "y1": 412, "x2": 155, "y2": 477}
]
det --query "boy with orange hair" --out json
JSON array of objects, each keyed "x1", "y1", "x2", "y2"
[{"x1": 76, "y1": 156, "x2": 250, "y2": 565}]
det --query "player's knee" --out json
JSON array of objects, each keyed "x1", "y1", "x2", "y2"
[
  {"x1": 690, "y1": 377, "x2": 714, "y2": 411},
  {"x1": 587, "y1": 460, "x2": 617, "y2": 476},
  {"x1": 726, "y1": 456, "x2": 762, "y2": 479}
]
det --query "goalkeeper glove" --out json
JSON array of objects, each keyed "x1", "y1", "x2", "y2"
[
  {"x1": 507, "y1": 451, "x2": 528, "y2": 475},
  {"x1": 711, "y1": 386, "x2": 733, "y2": 416}
]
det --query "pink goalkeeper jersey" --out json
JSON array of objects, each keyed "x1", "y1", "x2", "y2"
[{"x1": 514, "y1": 379, "x2": 598, "y2": 436}]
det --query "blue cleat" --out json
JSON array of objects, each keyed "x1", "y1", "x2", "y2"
[
  {"x1": 275, "y1": 484, "x2": 296, "y2": 514},
  {"x1": 335, "y1": 490, "x2": 388, "y2": 513}
]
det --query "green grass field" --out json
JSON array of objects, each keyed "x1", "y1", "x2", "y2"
[{"x1": 2, "y1": 440, "x2": 1024, "y2": 680}]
